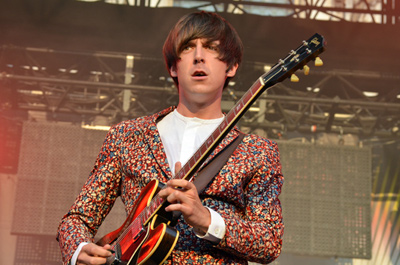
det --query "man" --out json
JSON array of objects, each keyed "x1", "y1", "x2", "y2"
[{"x1": 57, "y1": 11, "x2": 284, "y2": 265}]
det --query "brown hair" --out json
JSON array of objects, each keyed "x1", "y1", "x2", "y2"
[{"x1": 163, "y1": 11, "x2": 243, "y2": 88}]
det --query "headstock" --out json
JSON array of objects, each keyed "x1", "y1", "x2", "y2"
[{"x1": 262, "y1": 33, "x2": 326, "y2": 86}]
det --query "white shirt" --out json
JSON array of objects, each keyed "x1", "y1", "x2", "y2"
[
  {"x1": 157, "y1": 110, "x2": 226, "y2": 242},
  {"x1": 157, "y1": 109, "x2": 224, "y2": 173}
]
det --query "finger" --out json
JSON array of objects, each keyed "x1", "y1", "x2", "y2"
[
  {"x1": 103, "y1": 244, "x2": 112, "y2": 250},
  {"x1": 166, "y1": 179, "x2": 193, "y2": 190},
  {"x1": 78, "y1": 245, "x2": 113, "y2": 265},
  {"x1": 165, "y1": 190, "x2": 184, "y2": 204},
  {"x1": 77, "y1": 255, "x2": 109, "y2": 265},
  {"x1": 174, "y1": 161, "x2": 182, "y2": 175},
  {"x1": 158, "y1": 185, "x2": 175, "y2": 199},
  {"x1": 80, "y1": 243, "x2": 112, "y2": 260},
  {"x1": 164, "y1": 193, "x2": 190, "y2": 212},
  {"x1": 165, "y1": 202, "x2": 187, "y2": 213}
]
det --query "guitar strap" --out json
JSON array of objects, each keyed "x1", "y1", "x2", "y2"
[
  {"x1": 193, "y1": 132, "x2": 245, "y2": 194},
  {"x1": 169, "y1": 132, "x2": 245, "y2": 223}
]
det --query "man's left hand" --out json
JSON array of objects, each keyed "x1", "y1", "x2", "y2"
[{"x1": 158, "y1": 162, "x2": 211, "y2": 234}]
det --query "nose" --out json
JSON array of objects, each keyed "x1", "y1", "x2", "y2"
[
  {"x1": 193, "y1": 43, "x2": 205, "y2": 64},
  {"x1": 194, "y1": 57, "x2": 204, "y2": 64}
]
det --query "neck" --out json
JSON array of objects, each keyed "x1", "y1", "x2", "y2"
[{"x1": 176, "y1": 100, "x2": 223, "y2": 119}]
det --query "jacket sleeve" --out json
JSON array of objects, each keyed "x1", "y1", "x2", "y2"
[
  {"x1": 56, "y1": 125, "x2": 123, "y2": 264},
  {"x1": 215, "y1": 138, "x2": 284, "y2": 264}
]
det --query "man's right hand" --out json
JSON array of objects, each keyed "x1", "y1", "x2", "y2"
[{"x1": 76, "y1": 243, "x2": 112, "y2": 265}]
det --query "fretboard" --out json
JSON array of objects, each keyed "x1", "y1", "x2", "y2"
[
  {"x1": 141, "y1": 32, "x2": 325, "y2": 227},
  {"x1": 141, "y1": 68, "x2": 282, "y2": 227}
]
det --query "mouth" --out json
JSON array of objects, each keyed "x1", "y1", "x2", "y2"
[{"x1": 192, "y1": 70, "x2": 207, "y2": 77}]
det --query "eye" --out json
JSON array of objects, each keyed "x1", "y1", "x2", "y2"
[
  {"x1": 180, "y1": 43, "x2": 194, "y2": 53},
  {"x1": 206, "y1": 44, "x2": 220, "y2": 53}
]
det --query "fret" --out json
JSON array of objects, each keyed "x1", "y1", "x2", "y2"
[
  {"x1": 200, "y1": 143, "x2": 207, "y2": 155},
  {"x1": 206, "y1": 137, "x2": 213, "y2": 148},
  {"x1": 219, "y1": 119, "x2": 227, "y2": 131},
  {"x1": 176, "y1": 169, "x2": 184, "y2": 179},
  {"x1": 157, "y1": 196, "x2": 162, "y2": 206},
  {"x1": 146, "y1": 207, "x2": 151, "y2": 219},
  {"x1": 152, "y1": 200, "x2": 157, "y2": 212},
  {"x1": 234, "y1": 101, "x2": 244, "y2": 115},
  {"x1": 139, "y1": 199, "x2": 158, "y2": 228},
  {"x1": 182, "y1": 163, "x2": 191, "y2": 177},
  {"x1": 211, "y1": 129, "x2": 221, "y2": 144},
  {"x1": 194, "y1": 150, "x2": 200, "y2": 160},
  {"x1": 252, "y1": 79, "x2": 263, "y2": 94},
  {"x1": 241, "y1": 90, "x2": 253, "y2": 105},
  {"x1": 139, "y1": 212, "x2": 145, "y2": 226},
  {"x1": 215, "y1": 124, "x2": 221, "y2": 135},
  {"x1": 226, "y1": 111, "x2": 235, "y2": 123},
  {"x1": 141, "y1": 210, "x2": 146, "y2": 222}
]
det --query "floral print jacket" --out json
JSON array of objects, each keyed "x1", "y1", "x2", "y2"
[{"x1": 57, "y1": 107, "x2": 284, "y2": 265}]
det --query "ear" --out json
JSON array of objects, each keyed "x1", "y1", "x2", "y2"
[
  {"x1": 170, "y1": 66, "x2": 177, "y2": 77},
  {"x1": 226, "y1": 63, "x2": 239, "y2": 78}
]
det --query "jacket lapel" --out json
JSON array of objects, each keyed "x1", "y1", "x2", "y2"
[{"x1": 143, "y1": 107, "x2": 175, "y2": 181}]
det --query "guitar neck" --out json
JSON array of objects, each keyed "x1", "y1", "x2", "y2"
[
  {"x1": 141, "y1": 72, "x2": 279, "y2": 223},
  {"x1": 175, "y1": 78, "x2": 272, "y2": 182},
  {"x1": 103, "y1": 34, "x2": 325, "y2": 260},
  {"x1": 142, "y1": 32, "x2": 326, "y2": 226}
]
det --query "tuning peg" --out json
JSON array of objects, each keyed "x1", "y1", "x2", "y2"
[
  {"x1": 290, "y1": 74, "x2": 299, "y2": 82},
  {"x1": 315, "y1": 57, "x2": 323, "y2": 66},
  {"x1": 303, "y1": 65, "x2": 310, "y2": 75}
]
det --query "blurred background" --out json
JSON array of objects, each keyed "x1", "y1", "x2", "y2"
[{"x1": 0, "y1": 0, "x2": 399, "y2": 264}]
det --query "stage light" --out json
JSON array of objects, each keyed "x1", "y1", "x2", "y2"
[
  {"x1": 81, "y1": 124, "x2": 111, "y2": 131},
  {"x1": 363, "y1": 91, "x2": 378, "y2": 97}
]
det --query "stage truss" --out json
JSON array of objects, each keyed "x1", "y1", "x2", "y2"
[
  {"x1": 101, "y1": 0, "x2": 399, "y2": 24},
  {"x1": 1, "y1": 45, "x2": 399, "y2": 140}
]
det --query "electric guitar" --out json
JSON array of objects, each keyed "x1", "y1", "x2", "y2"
[{"x1": 97, "y1": 33, "x2": 326, "y2": 265}]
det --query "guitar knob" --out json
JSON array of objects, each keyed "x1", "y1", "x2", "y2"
[
  {"x1": 315, "y1": 57, "x2": 323, "y2": 66},
  {"x1": 303, "y1": 65, "x2": 310, "y2": 75},
  {"x1": 290, "y1": 74, "x2": 299, "y2": 82}
]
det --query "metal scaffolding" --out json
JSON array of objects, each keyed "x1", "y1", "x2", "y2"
[
  {"x1": 1, "y1": 45, "x2": 399, "y2": 139},
  {"x1": 103, "y1": 0, "x2": 399, "y2": 24}
]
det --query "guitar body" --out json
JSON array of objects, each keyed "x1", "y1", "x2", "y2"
[
  {"x1": 98, "y1": 179, "x2": 179, "y2": 265},
  {"x1": 136, "y1": 217, "x2": 179, "y2": 265}
]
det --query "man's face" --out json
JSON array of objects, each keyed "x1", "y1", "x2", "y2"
[{"x1": 170, "y1": 38, "x2": 237, "y2": 105}]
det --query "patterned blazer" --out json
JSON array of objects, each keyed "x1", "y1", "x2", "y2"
[{"x1": 57, "y1": 107, "x2": 284, "y2": 265}]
